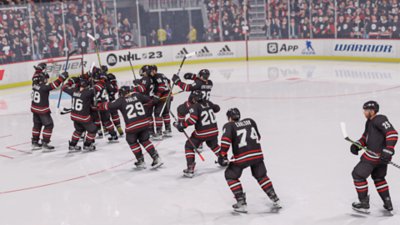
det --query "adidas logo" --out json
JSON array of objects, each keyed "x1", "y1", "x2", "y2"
[
  {"x1": 217, "y1": 45, "x2": 234, "y2": 56},
  {"x1": 195, "y1": 46, "x2": 212, "y2": 57},
  {"x1": 176, "y1": 48, "x2": 189, "y2": 58}
]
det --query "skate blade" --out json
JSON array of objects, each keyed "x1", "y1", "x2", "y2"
[
  {"x1": 108, "y1": 140, "x2": 119, "y2": 143},
  {"x1": 42, "y1": 149, "x2": 55, "y2": 153},
  {"x1": 134, "y1": 166, "x2": 147, "y2": 170},
  {"x1": 151, "y1": 162, "x2": 164, "y2": 169},
  {"x1": 352, "y1": 207, "x2": 370, "y2": 214},
  {"x1": 32, "y1": 147, "x2": 42, "y2": 151},
  {"x1": 233, "y1": 207, "x2": 248, "y2": 213},
  {"x1": 183, "y1": 173, "x2": 194, "y2": 178}
]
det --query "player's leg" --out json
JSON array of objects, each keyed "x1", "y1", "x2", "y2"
[
  {"x1": 40, "y1": 113, "x2": 54, "y2": 150},
  {"x1": 126, "y1": 132, "x2": 145, "y2": 168},
  {"x1": 83, "y1": 122, "x2": 97, "y2": 151},
  {"x1": 153, "y1": 102, "x2": 164, "y2": 140},
  {"x1": 32, "y1": 113, "x2": 43, "y2": 150},
  {"x1": 101, "y1": 111, "x2": 118, "y2": 142},
  {"x1": 183, "y1": 137, "x2": 202, "y2": 177},
  {"x1": 147, "y1": 105, "x2": 155, "y2": 137},
  {"x1": 177, "y1": 102, "x2": 187, "y2": 124},
  {"x1": 372, "y1": 164, "x2": 392, "y2": 211},
  {"x1": 162, "y1": 101, "x2": 172, "y2": 137},
  {"x1": 69, "y1": 121, "x2": 84, "y2": 152},
  {"x1": 351, "y1": 161, "x2": 375, "y2": 212},
  {"x1": 225, "y1": 163, "x2": 246, "y2": 212},
  {"x1": 92, "y1": 112, "x2": 102, "y2": 138},
  {"x1": 251, "y1": 161, "x2": 281, "y2": 208},
  {"x1": 138, "y1": 129, "x2": 163, "y2": 168},
  {"x1": 205, "y1": 138, "x2": 221, "y2": 157}
]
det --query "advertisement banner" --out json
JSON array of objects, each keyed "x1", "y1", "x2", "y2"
[{"x1": 331, "y1": 40, "x2": 397, "y2": 58}]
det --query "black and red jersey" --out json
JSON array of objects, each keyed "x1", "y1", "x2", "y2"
[
  {"x1": 134, "y1": 76, "x2": 154, "y2": 96},
  {"x1": 182, "y1": 100, "x2": 220, "y2": 139},
  {"x1": 63, "y1": 87, "x2": 95, "y2": 123},
  {"x1": 94, "y1": 80, "x2": 113, "y2": 103},
  {"x1": 100, "y1": 93, "x2": 152, "y2": 133},
  {"x1": 152, "y1": 73, "x2": 171, "y2": 98},
  {"x1": 176, "y1": 78, "x2": 213, "y2": 100},
  {"x1": 358, "y1": 114, "x2": 398, "y2": 163},
  {"x1": 31, "y1": 77, "x2": 64, "y2": 114},
  {"x1": 220, "y1": 118, "x2": 264, "y2": 165}
]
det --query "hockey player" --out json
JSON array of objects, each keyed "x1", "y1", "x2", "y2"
[
  {"x1": 97, "y1": 86, "x2": 163, "y2": 169},
  {"x1": 63, "y1": 78, "x2": 97, "y2": 152},
  {"x1": 350, "y1": 101, "x2": 398, "y2": 213},
  {"x1": 150, "y1": 65, "x2": 172, "y2": 140},
  {"x1": 31, "y1": 62, "x2": 68, "y2": 151},
  {"x1": 92, "y1": 67, "x2": 118, "y2": 142},
  {"x1": 219, "y1": 108, "x2": 281, "y2": 213},
  {"x1": 133, "y1": 65, "x2": 156, "y2": 137},
  {"x1": 174, "y1": 90, "x2": 221, "y2": 178},
  {"x1": 102, "y1": 65, "x2": 124, "y2": 137}
]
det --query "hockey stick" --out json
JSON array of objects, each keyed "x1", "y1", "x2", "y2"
[
  {"x1": 87, "y1": 33, "x2": 102, "y2": 67},
  {"x1": 340, "y1": 122, "x2": 400, "y2": 169},
  {"x1": 159, "y1": 52, "x2": 196, "y2": 117},
  {"x1": 60, "y1": 108, "x2": 72, "y2": 115},
  {"x1": 89, "y1": 62, "x2": 104, "y2": 139},
  {"x1": 128, "y1": 60, "x2": 137, "y2": 80},
  {"x1": 57, "y1": 50, "x2": 78, "y2": 109},
  {"x1": 170, "y1": 111, "x2": 205, "y2": 161}
]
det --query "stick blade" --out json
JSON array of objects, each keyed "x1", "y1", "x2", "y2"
[
  {"x1": 340, "y1": 122, "x2": 348, "y2": 138},
  {"x1": 185, "y1": 52, "x2": 196, "y2": 58}
]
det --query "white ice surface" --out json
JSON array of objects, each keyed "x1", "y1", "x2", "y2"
[{"x1": 1, "y1": 60, "x2": 400, "y2": 225}]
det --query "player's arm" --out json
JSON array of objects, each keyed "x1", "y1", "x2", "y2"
[
  {"x1": 48, "y1": 72, "x2": 69, "y2": 90},
  {"x1": 172, "y1": 74, "x2": 201, "y2": 92},
  {"x1": 133, "y1": 78, "x2": 146, "y2": 93},
  {"x1": 375, "y1": 116, "x2": 398, "y2": 162},
  {"x1": 220, "y1": 124, "x2": 234, "y2": 157},
  {"x1": 62, "y1": 86, "x2": 74, "y2": 96},
  {"x1": 97, "y1": 97, "x2": 121, "y2": 111},
  {"x1": 357, "y1": 122, "x2": 369, "y2": 147},
  {"x1": 182, "y1": 106, "x2": 199, "y2": 128},
  {"x1": 209, "y1": 101, "x2": 220, "y2": 113}
]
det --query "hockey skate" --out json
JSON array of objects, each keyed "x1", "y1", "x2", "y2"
[
  {"x1": 68, "y1": 141, "x2": 81, "y2": 153},
  {"x1": 383, "y1": 197, "x2": 393, "y2": 212},
  {"x1": 134, "y1": 156, "x2": 146, "y2": 169},
  {"x1": 96, "y1": 131, "x2": 103, "y2": 139},
  {"x1": 233, "y1": 193, "x2": 247, "y2": 213},
  {"x1": 197, "y1": 143, "x2": 203, "y2": 153},
  {"x1": 162, "y1": 125, "x2": 172, "y2": 138},
  {"x1": 42, "y1": 142, "x2": 55, "y2": 152},
  {"x1": 108, "y1": 133, "x2": 119, "y2": 143},
  {"x1": 151, "y1": 154, "x2": 164, "y2": 169},
  {"x1": 183, "y1": 163, "x2": 195, "y2": 178},
  {"x1": 352, "y1": 196, "x2": 370, "y2": 214},
  {"x1": 31, "y1": 140, "x2": 42, "y2": 151},
  {"x1": 83, "y1": 142, "x2": 96, "y2": 151},
  {"x1": 267, "y1": 189, "x2": 282, "y2": 209},
  {"x1": 152, "y1": 129, "x2": 163, "y2": 141}
]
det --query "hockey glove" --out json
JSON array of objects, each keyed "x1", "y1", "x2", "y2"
[
  {"x1": 184, "y1": 73, "x2": 196, "y2": 80},
  {"x1": 350, "y1": 142, "x2": 362, "y2": 155},
  {"x1": 133, "y1": 79, "x2": 141, "y2": 86},
  {"x1": 172, "y1": 74, "x2": 181, "y2": 85},
  {"x1": 217, "y1": 155, "x2": 229, "y2": 167},
  {"x1": 173, "y1": 122, "x2": 185, "y2": 132},
  {"x1": 380, "y1": 149, "x2": 394, "y2": 164},
  {"x1": 60, "y1": 72, "x2": 69, "y2": 80}
]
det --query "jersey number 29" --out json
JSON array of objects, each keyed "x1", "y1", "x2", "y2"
[{"x1": 126, "y1": 102, "x2": 145, "y2": 119}]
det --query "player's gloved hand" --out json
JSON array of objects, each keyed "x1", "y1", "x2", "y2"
[
  {"x1": 350, "y1": 142, "x2": 362, "y2": 155},
  {"x1": 184, "y1": 73, "x2": 196, "y2": 80},
  {"x1": 380, "y1": 149, "x2": 394, "y2": 164},
  {"x1": 60, "y1": 72, "x2": 69, "y2": 80},
  {"x1": 152, "y1": 96, "x2": 160, "y2": 105},
  {"x1": 217, "y1": 154, "x2": 229, "y2": 167},
  {"x1": 173, "y1": 122, "x2": 185, "y2": 132},
  {"x1": 172, "y1": 74, "x2": 181, "y2": 85},
  {"x1": 133, "y1": 79, "x2": 141, "y2": 86}
]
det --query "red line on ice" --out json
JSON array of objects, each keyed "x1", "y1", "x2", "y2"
[
  {"x1": 0, "y1": 134, "x2": 12, "y2": 139},
  {"x1": 6, "y1": 142, "x2": 32, "y2": 154},
  {"x1": 0, "y1": 154, "x2": 13, "y2": 159},
  {"x1": 0, "y1": 142, "x2": 162, "y2": 195}
]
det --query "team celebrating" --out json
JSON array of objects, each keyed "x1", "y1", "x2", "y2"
[{"x1": 30, "y1": 62, "x2": 397, "y2": 214}]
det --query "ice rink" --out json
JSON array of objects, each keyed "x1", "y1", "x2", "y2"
[{"x1": 1, "y1": 60, "x2": 400, "y2": 225}]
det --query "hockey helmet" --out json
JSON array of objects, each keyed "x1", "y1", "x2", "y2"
[
  {"x1": 34, "y1": 62, "x2": 47, "y2": 71},
  {"x1": 227, "y1": 108, "x2": 241, "y2": 121},
  {"x1": 151, "y1": 64, "x2": 158, "y2": 72},
  {"x1": 191, "y1": 90, "x2": 203, "y2": 103},
  {"x1": 32, "y1": 72, "x2": 47, "y2": 84},
  {"x1": 119, "y1": 86, "x2": 131, "y2": 97},
  {"x1": 363, "y1": 101, "x2": 379, "y2": 113},
  {"x1": 139, "y1": 65, "x2": 152, "y2": 76},
  {"x1": 198, "y1": 69, "x2": 210, "y2": 80},
  {"x1": 79, "y1": 77, "x2": 90, "y2": 88},
  {"x1": 101, "y1": 65, "x2": 108, "y2": 73}
]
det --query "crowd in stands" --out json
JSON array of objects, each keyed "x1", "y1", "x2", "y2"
[{"x1": 1, "y1": 0, "x2": 400, "y2": 64}]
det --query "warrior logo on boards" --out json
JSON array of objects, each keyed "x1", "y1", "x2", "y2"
[
  {"x1": 217, "y1": 45, "x2": 234, "y2": 56},
  {"x1": 302, "y1": 40, "x2": 316, "y2": 55}
]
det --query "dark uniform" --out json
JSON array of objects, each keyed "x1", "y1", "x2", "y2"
[
  {"x1": 152, "y1": 72, "x2": 172, "y2": 135},
  {"x1": 98, "y1": 89, "x2": 162, "y2": 167},
  {"x1": 352, "y1": 114, "x2": 398, "y2": 209},
  {"x1": 31, "y1": 71, "x2": 66, "y2": 147},
  {"x1": 179, "y1": 98, "x2": 221, "y2": 172},
  {"x1": 133, "y1": 70, "x2": 155, "y2": 134},
  {"x1": 63, "y1": 84, "x2": 97, "y2": 149},
  {"x1": 106, "y1": 72, "x2": 124, "y2": 136}
]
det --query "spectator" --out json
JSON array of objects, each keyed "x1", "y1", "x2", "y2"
[
  {"x1": 157, "y1": 27, "x2": 167, "y2": 45},
  {"x1": 165, "y1": 24, "x2": 173, "y2": 44},
  {"x1": 149, "y1": 29, "x2": 157, "y2": 46},
  {"x1": 119, "y1": 18, "x2": 134, "y2": 49},
  {"x1": 187, "y1": 25, "x2": 197, "y2": 43}
]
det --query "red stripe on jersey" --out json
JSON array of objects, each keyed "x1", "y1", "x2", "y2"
[
  {"x1": 378, "y1": 187, "x2": 389, "y2": 193},
  {"x1": 222, "y1": 137, "x2": 232, "y2": 143},
  {"x1": 234, "y1": 155, "x2": 264, "y2": 164},
  {"x1": 234, "y1": 149, "x2": 262, "y2": 158},
  {"x1": 386, "y1": 131, "x2": 397, "y2": 135}
]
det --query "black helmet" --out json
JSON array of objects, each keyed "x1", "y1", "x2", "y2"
[
  {"x1": 79, "y1": 77, "x2": 89, "y2": 88},
  {"x1": 32, "y1": 72, "x2": 46, "y2": 84},
  {"x1": 101, "y1": 65, "x2": 108, "y2": 72},
  {"x1": 119, "y1": 86, "x2": 131, "y2": 97},
  {"x1": 34, "y1": 62, "x2": 47, "y2": 71},
  {"x1": 199, "y1": 69, "x2": 210, "y2": 80},
  {"x1": 151, "y1": 64, "x2": 158, "y2": 72},
  {"x1": 227, "y1": 108, "x2": 241, "y2": 121},
  {"x1": 363, "y1": 101, "x2": 379, "y2": 113},
  {"x1": 191, "y1": 90, "x2": 203, "y2": 103},
  {"x1": 139, "y1": 65, "x2": 152, "y2": 76}
]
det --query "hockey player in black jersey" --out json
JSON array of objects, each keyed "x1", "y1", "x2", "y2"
[
  {"x1": 219, "y1": 108, "x2": 281, "y2": 213},
  {"x1": 97, "y1": 86, "x2": 163, "y2": 169},
  {"x1": 31, "y1": 62, "x2": 68, "y2": 151},
  {"x1": 63, "y1": 78, "x2": 97, "y2": 152},
  {"x1": 174, "y1": 90, "x2": 222, "y2": 178},
  {"x1": 350, "y1": 101, "x2": 398, "y2": 213}
]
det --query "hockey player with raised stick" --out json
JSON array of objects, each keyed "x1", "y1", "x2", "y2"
[
  {"x1": 174, "y1": 90, "x2": 222, "y2": 178},
  {"x1": 97, "y1": 86, "x2": 163, "y2": 169},
  {"x1": 219, "y1": 108, "x2": 281, "y2": 213},
  {"x1": 350, "y1": 101, "x2": 398, "y2": 213},
  {"x1": 63, "y1": 77, "x2": 97, "y2": 152},
  {"x1": 31, "y1": 63, "x2": 68, "y2": 151}
]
